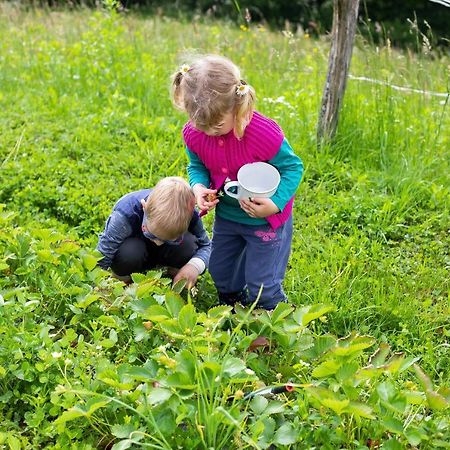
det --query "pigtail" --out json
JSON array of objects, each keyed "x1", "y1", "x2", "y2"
[
  {"x1": 234, "y1": 80, "x2": 256, "y2": 139},
  {"x1": 170, "y1": 67, "x2": 188, "y2": 111}
]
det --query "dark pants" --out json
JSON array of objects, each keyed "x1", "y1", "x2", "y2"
[
  {"x1": 209, "y1": 215, "x2": 293, "y2": 310},
  {"x1": 111, "y1": 232, "x2": 198, "y2": 277}
]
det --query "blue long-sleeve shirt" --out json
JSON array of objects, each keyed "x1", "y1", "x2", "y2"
[{"x1": 97, "y1": 189, "x2": 211, "y2": 271}]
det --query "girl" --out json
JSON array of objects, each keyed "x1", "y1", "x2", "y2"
[{"x1": 171, "y1": 55, "x2": 303, "y2": 310}]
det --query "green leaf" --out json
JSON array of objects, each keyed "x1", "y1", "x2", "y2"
[
  {"x1": 381, "y1": 416, "x2": 404, "y2": 434},
  {"x1": 81, "y1": 252, "x2": 99, "y2": 271},
  {"x1": 111, "y1": 423, "x2": 136, "y2": 439},
  {"x1": 425, "y1": 389, "x2": 448, "y2": 411},
  {"x1": 356, "y1": 365, "x2": 386, "y2": 381},
  {"x1": 222, "y1": 357, "x2": 246, "y2": 377},
  {"x1": 398, "y1": 356, "x2": 421, "y2": 372},
  {"x1": 321, "y1": 398, "x2": 350, "y2": 414},
  {"x1": 55, "y1": 398, "x2": 110, "y2": 424},
  {"x1": 75, "y1": 293, "x2": 100, "y2": 309},
  {"x1": 377, "y1": 381, "x2": 394, "y2": 401},
  {"x1": 159, "y1": 318, "x2": 184, "y2": 338},
  {"x1": 332, "y1": 334, "x2": 375, "y2": 357},
  {"x1": 264, "y1": 400, "x2": 285, "y2": 415},
  {"x1": 141, "y1": 305, "x2": 170, "y2": 322},
  {"x1": 250, "y1": 396, "x2": 268, "y2": 415},
  {"x1": 294, "y1": 304, "x2": 335, "y2": 326},
  {"x1": 164, "y1": 292, "x2": 185, "y2": 317},
  {"x1": 369, "y1": 343, "x2": 390, "y2": 367},
  {"x1": 414, "y1": 364, "x2": 433, "y2": 391},
  {"x1": 136, "y1": 282, "x2": 157, "y2": 298},
  {"x1": 306, "y1": 386, "x2": 351, "y2": 414},
  {"x1": 302, "y1": 335, "x2": 336, "y2": 359},
  {"x1": 404, "y1": 390, "x2": 425, "y2": 405},
  {"x1": 201, "y1": 361, "x2": 221, "y2": 378},
  {"x1": 270, "y1": 302, "x2": 293, "y2": 324},
  {"x1": 96, "y1": 315, "x2": 119, "y2": 328},
  {"x1": 172, "y1": 278, "x2": 187, "y2": 294},
  {"x1": 111, "y1": 439, "x2": 133, "y2": 450},
  {"x1": 178, "y1": 304, "x2": 197, "y2": 332},
  {"x1": 54, "y1": 407, "x2": 86, "y2": 424},
  {"x1": 175, "y1": 349, "x2": 196, "y2": 380},
  {"x1": 336, "y1": 361, "x2": 358, "y2": 383},
  {"x1": 147, "y1": 387, "x2": 172, "y2": 405},
  {"x1": 384, "y1": 353, "x2": 406, "y2": 374},
  {"x1": 273, "y1": 422, "x2": 297, "y2": 445},
  {"x1": 208, "y1": 305, "x2": 232, "y2": 319},
  {"x1": 404, "y1": 427, "x2": 423, "y2": 446},
  {"x1": 130, "y1": 297, "x2": 157, "y2": 315},
  {"x1": 414, "y1": 365, "x2": 448, "y2": 410},
  {"x1": 121, "y1": 363, "x2": 158, "y2": 382},
  {"x1": 312, "y1": 359, "x2": 340, "y2": 378},
  {"x1": 345, "y1": 402, "x2": 375, "y2": 419},
  {"x1": 7, "y1": 433, "x2": 21, "y2": 450},
  {"x1": 382, "y1": 438, "x2": 403, "y2": 450}
]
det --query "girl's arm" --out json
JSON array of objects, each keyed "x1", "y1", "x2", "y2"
[
  {"x1": 186, "y1": 147, "x2": 210, "y2": 188},
  {"x1": 96, "y1": 211, "x2": 133, "y2": 270},
  {"x1": 268, "y1": 138, "x2": 304, "y2": 212},
  {"x1": 186, "y1": 148, "x2": 219, "y2": 211}
]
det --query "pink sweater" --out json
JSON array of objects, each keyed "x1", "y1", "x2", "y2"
[{"x1": 183, "y1": 111, "x2": 294, "y2": 230}]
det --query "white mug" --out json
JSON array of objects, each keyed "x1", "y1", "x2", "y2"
[{"x1": 224, "y1": 162, "x2": 280, "y2": 200}]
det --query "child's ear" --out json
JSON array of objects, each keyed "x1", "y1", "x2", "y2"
[{"x1": 140, "y1": 198, "x2": 147, "y2": 210}]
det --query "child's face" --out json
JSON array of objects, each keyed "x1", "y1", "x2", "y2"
[
  {"x1": 143, "y1": 226, "x2": 184, "y2": 246},
  {"x1": 202, "y1": 111, "x2": 235, "y2": 136}
]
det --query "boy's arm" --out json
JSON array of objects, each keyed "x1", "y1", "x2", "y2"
[
  {"x1": 96, "y1": 211, "x2": 133, "y2": 270},
  {"x1": 186, "y1": 215, "x2": 211, "y2": 275},
  {"x1": 186, "y1": 147, "x2": 210, "y2": 188},
  {"x1": 268, "y1": 138, "x2": 304, "y2": 212}
]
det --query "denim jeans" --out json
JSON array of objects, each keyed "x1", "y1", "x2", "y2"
[{"x1": 209, "y1": 215, "x2": 293, "y2": 310}]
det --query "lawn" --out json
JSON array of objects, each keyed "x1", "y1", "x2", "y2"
[{"x1": 0, "y1": 3, "x2": 448, "y2": 448}]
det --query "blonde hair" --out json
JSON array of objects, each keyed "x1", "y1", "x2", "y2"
[
  {"x1": 145, "y1": 177, "x2": 195, "y2": 240},
  {"x1": 171, "y1": 54, "x2": 256, "y2": 139}
]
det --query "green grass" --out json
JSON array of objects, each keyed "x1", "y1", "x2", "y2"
[{"x1": 0, "y1": 0, "x2": 448, "y2": 388}]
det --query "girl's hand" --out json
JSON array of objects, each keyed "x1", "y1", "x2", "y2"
[
  {"x1": 240, "y1": 198, "x2": 280, "y2": 218},
  {"x1": 192, "y1": 184, "x2": 219, "y2": 212},
  {"x1": 173, "y1": 263, "x2": 200, "y2": 289}
]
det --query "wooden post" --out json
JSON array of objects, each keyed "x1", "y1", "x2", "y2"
[{"x1": 317, "y1": 0, "x2": 360, "y2": 143}]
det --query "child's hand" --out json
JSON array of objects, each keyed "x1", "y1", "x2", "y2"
[
  {"x1": 173, "y1": 263, "x2": 200, "y2": 289},
  {"x1": 240, "y1": 198, "x2": 280, "y2": 218},
  {"x1": 192, "y1": 184, "x2": 219, "y2": 212}
]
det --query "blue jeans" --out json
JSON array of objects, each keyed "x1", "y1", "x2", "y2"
[{"x1": 209, "y1": 215, "x2": 293, "y2": 310}]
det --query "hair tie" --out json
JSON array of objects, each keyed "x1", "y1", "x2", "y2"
[
  {"x1": 179, "y1": 64, "x2": 190, "y2": 75},
  {"x1": 236, "y1": 80, "x2": 250, "y2": 96}
]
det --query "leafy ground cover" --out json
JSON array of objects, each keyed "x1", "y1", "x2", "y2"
[{"x1": 0, "y1": 3, "x2": 449, "y2": 448}]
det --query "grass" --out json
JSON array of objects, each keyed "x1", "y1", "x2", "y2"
[{"x1": 0, "y1": 0, "x2": 449, "y2": 390}]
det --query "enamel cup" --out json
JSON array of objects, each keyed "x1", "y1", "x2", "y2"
[{"x1": 224, "y1": 162, "x2": 280, "y2": 200}]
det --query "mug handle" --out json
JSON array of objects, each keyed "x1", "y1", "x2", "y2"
[{"x1": 224, "y1": 181, "x2": 240, "y2": 199}]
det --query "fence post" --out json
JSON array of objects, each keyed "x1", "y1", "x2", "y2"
[{"x1": 317, "y1": 0, "x2": 360, "y2": 144}]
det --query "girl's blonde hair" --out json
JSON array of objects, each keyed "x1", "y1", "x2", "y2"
[
  {"x1": 171, "y1": 54, "x2": 256, "y2": 139},
  {"x1": 145, "y1": 177, "x2": 195, "y2": 240}
]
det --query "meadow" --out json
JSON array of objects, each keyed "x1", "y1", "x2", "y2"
[{"x1": 0, "y1": 2, "x2": 449, "y2": 448}]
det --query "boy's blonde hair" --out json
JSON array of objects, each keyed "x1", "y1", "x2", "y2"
[
  {"x1": 171, "y1": 54, "x2": 256, "y2": 139},
  {"x1": 145, "y1": 177, "x2": 195, "y2": 240}
]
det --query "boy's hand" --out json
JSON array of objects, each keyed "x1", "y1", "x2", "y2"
[
  {"x1": 173, "y1": 263, "x2": 200, "y2": 289},
  {"x1": 240, "y1": 198, "x2": 280, "y2": 218},
  {"x1": 192, "y1": 184, "x2": 219, "y2": 212}
]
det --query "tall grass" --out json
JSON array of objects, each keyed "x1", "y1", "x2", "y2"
[{"x1": 0, "y1": 2, "x2": 448, "y2": 384}]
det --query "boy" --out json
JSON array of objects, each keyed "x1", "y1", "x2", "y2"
[{"x1": 97, "y1": 177, "x2": 211, "y2": 286}]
